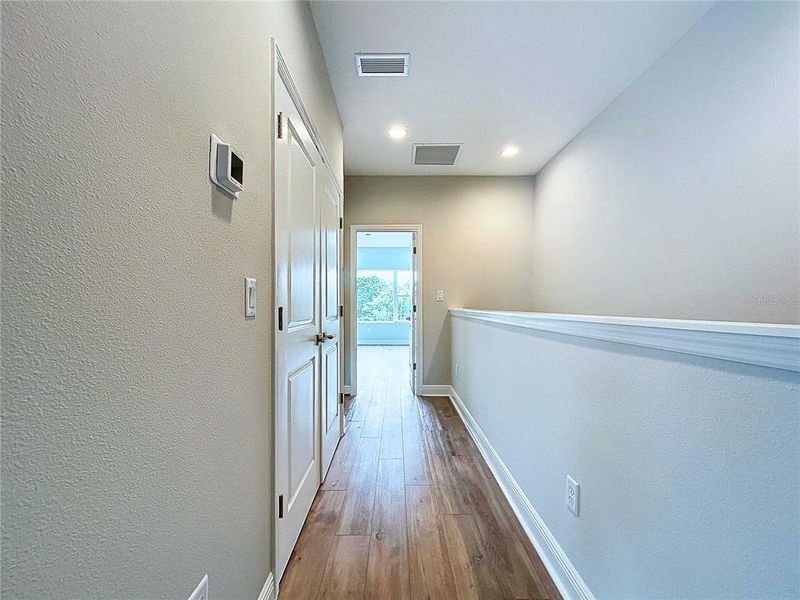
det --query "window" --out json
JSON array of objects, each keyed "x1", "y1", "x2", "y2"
[{"x1": 357, "y1": 269, "x2": 412, "y2": 322}]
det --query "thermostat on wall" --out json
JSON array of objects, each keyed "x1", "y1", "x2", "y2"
[{"x1": 209, "y1": 134, "x2": 244, "y2": 198}]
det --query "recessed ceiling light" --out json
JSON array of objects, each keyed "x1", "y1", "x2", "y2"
[
  {"x1": 501, "y1": 145, "x2": 519, "y2": 158},
  {"x1": 388, "y1": 126, "x2": 407, "y2": 139}
]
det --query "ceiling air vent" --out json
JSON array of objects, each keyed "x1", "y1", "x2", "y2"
[
  {"x1": 412, "y1": 144, "x2": 462, "y2": 166},
  {"x1": 356, "y1": 53, "x2": 409, "y2": 77}
]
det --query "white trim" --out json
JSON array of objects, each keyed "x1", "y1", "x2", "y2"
[
  {"x1": 448, "y1": 385, "x2": 595, "y2": 600},
  {"x1": 450, "y1": 308, "x2": 800, "y2": 372},
  {"x1": 420, "y1": 384, "x2": 451, "y2": 396},
  {"x1": 257, "y1": 573, "x2": 275, "y2": 600},
  {"x1": 342, "y1": 385, "x2": 352, "y2": 395},
  {"x1": 349, "y1": 224, "x2": 424, "y2": 396}
]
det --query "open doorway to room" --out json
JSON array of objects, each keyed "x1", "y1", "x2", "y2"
[{"x1": 349, "y1": 226, "x2": 422, "y2": 398}]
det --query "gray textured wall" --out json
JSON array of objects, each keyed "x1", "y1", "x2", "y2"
[
  {"x1": 529, "y1": 1, "x2": 799, "y2": 324},
  {"x1": 0, "y1": 2, "x2": 341, "y2": 598}
]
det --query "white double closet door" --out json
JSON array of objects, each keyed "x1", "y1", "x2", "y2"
[{"x1": 274, "y1": 74, "x2": 342, "y2": 582}]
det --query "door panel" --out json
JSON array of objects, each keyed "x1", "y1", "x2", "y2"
[
  {"x1": 275, "y1": 78, "x2": 321, "y2": 581},
  {"x1": 319, "y1": 172, "x2": 342, "y2": 478}
]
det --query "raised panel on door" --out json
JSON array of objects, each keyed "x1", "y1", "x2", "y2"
[
  {"x1": 288, "y1": 122, "x2": 317, "y2": 331},
  {"x1": 287, "y1": 360, "x2": 316, "y2": 506},
  {"x1": 323, "y1": 343, "x2": 339, "y2": 439}
]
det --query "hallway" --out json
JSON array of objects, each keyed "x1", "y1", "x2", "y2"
[{"x1": 279, "y1": 346, "x2": 560, "y2": 599}]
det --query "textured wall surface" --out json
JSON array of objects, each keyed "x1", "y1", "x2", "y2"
[
  {"x1": 452, "y1": 315, "x2": 799, "y2": 598},
  {"x1": 1, "y1": 2, "x2": 341, "y2": 598},
  {"x1": 343, "y1": 176, "x2": 538, "y2": 387},
  {"x1": 529, "y1": 1, "x2": 800, "y2": 324}
]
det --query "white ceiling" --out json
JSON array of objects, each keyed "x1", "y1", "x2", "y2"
[
  {"x1": 311, "y1": 1, "x2": 713, "y2": 176},
  {"x1": 357, "y1": 231, "x2": 413, "y2": 247}
]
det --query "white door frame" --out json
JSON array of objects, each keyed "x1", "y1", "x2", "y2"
[
  {"x1": 349, "y1": 224, "x2": 423, "y2": 397},
  {"x1": 271, "y1": 41, "x2": 343, "y2": 589}
]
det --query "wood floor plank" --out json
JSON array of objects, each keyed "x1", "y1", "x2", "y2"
[
  {"x1": 317, "y1": 535, "x2": 371, "y2": 600},
  {"x1": 402, "y1": 420, "x2": 432, "y2": 485},
  {"x1": 365, "y1": 459, "x2": 410, "y2": 600},
  {"x1": 349, "y1": 394, "x2": 370, "y2": 422},
  {"x1": 406, "y1": 485, "x2": 457, "y2": 600},
  {"x1": 279, "y1": 491, "x2": 346, "y2": 600},
  {"x1": 322, "y1": 422, "x2": 364, "y2": 491},
  {"x1": 417, "y1": 396, "x2": 444, "y2": 431},
  {"x1": 380, "y1": 406, "x2": 403, "y2": 459},
  {"x1": 362, "y1": 401, "x2": 385, "y2": 438},
  {"x1": 441, "y1": 513, "x2": 503, "y2": 600},
  {"x1": 338, "y1": 436, "x2": 381, "y2": 535}
]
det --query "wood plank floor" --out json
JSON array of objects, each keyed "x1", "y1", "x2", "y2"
[{"x1": 280, "y1": 346, "x2": 561, "y2": 600}]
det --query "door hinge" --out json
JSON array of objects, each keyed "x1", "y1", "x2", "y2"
[
  {"x1": 339, "y1": 217, "x2": 343, "y2": 230},
  {"x1": 413, "y1": 246, "x2": 417, "y2": 255},
  {"x1": 413, "y1": 362, "x2": 417, "y2": 370},
  {"x1": 277, "y1": 112, "x2": 284, "y2": 139},
  {"x1": 277, "y1": 306, "x2": 284, "y2": 331},
  {"x1": 278, "y1": 494, "x2": 284, "y2": 518},
  {"x1": 339, "y1": 304, "x2": 344, "y2": 317},
  {"x1": 339, "y1": 392, "x2": 344, "y2": 405},
  {"x1": 413, "y1": 304, "x2": 417, "y2": 313}
]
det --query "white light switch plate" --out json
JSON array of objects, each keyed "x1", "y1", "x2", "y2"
[
  {"x1": 436, "y1": 289, "x2": 444, "y2": 302},
  {"x1": 566, "y1": 475, "x2": 580, "y2": 516},
  {"x1": 245, "y1": 278, "x2": 257, "y2": 317},
  {"x1": 188, "y1": 575, "x2": 208, "y2": 600}
]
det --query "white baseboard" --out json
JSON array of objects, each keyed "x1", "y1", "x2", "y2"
[
  {"x1": 257, "y1": 572, "x2": 275, "y2": 600},
  {"x1": 419, "y1": 384, "x2": 451, "y2": 396},
  {"x1": 343, "y1": 385, "x2": 352, "y2": 395},
  {"x1": 448, "y1": 385, "x2": 596, "y2": 600}
]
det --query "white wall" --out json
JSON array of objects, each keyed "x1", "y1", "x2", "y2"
[
  {"x1": 452, "y1": 314, "x2": 799, "y2": 598},
  {"x1": 0, "y1": 2, "x2": 341, "y2": 598},
  {"x1": 529, "y1": 1, "x2": 799, "y2": 325},
  {"x1": 343, "y1": 176, "x2": 537, "y2": 387}
]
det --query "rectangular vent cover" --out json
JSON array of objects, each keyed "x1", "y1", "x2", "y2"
[
  {"x1": 356, "y1": 53, "x2": 409, "y2": 77},
  {"x1": 413, "y1": 144, "x2": 461, "y2": 166}
]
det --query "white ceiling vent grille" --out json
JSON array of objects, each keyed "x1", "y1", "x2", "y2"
[
  {"x1": 412, "y1": 144, "x2": 462, "y2": 166},
  {"x1": 356, "y1": 53, "x2": 409, "y2": 77}
]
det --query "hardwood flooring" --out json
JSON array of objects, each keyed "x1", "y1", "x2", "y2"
[{"x1": 279, "y1": 346, "x2": 561, "y2": 600}]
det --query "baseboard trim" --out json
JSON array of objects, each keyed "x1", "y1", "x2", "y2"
[
  {"x1": 448, "y1": 385, "x2": 596, "y2": 600},
  {"x1": 420, "y1": 384, "x2": 451, "y2": 396},
  {"x1": 257, "y1": 572, "x2": 275, "y2": 600}
]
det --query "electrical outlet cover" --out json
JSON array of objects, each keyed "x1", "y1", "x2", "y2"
[
  {"x1": 188, "y1": 575, "x2": 208, "y2": 600},
  {"x1": 566, "y1": 475, "x2": 580, "y2": 516}
]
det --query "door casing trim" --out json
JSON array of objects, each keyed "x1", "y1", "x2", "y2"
[{"x1": 348, "y1": 224, "x2": 424, "y2": 397}]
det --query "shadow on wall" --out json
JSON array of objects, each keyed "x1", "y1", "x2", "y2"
[{"x1": 211, "y1": 185, "x2": 234, "y2": 223}]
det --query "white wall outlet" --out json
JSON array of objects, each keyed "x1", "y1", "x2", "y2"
[
  {"x1": 454, "y1": 363, "x2": 460, "y2": 376},
  {"x1": 436, "y1": 289, "x2": 444, "y2": 302},
  {"x1": 566, "y1": 475, "x2": 580, "y2": 516},
  {"x1": 188, "y1": 575, "x2": 208, "y2": 600}
]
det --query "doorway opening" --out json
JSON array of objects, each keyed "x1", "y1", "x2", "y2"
[{"x1": 349, "y1": 225, "x2": 422, "y2": 398}]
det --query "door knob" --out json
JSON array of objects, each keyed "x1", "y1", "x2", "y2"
[{"x1": 315, "y1": 332, "x2": 335, "y2": 345}]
